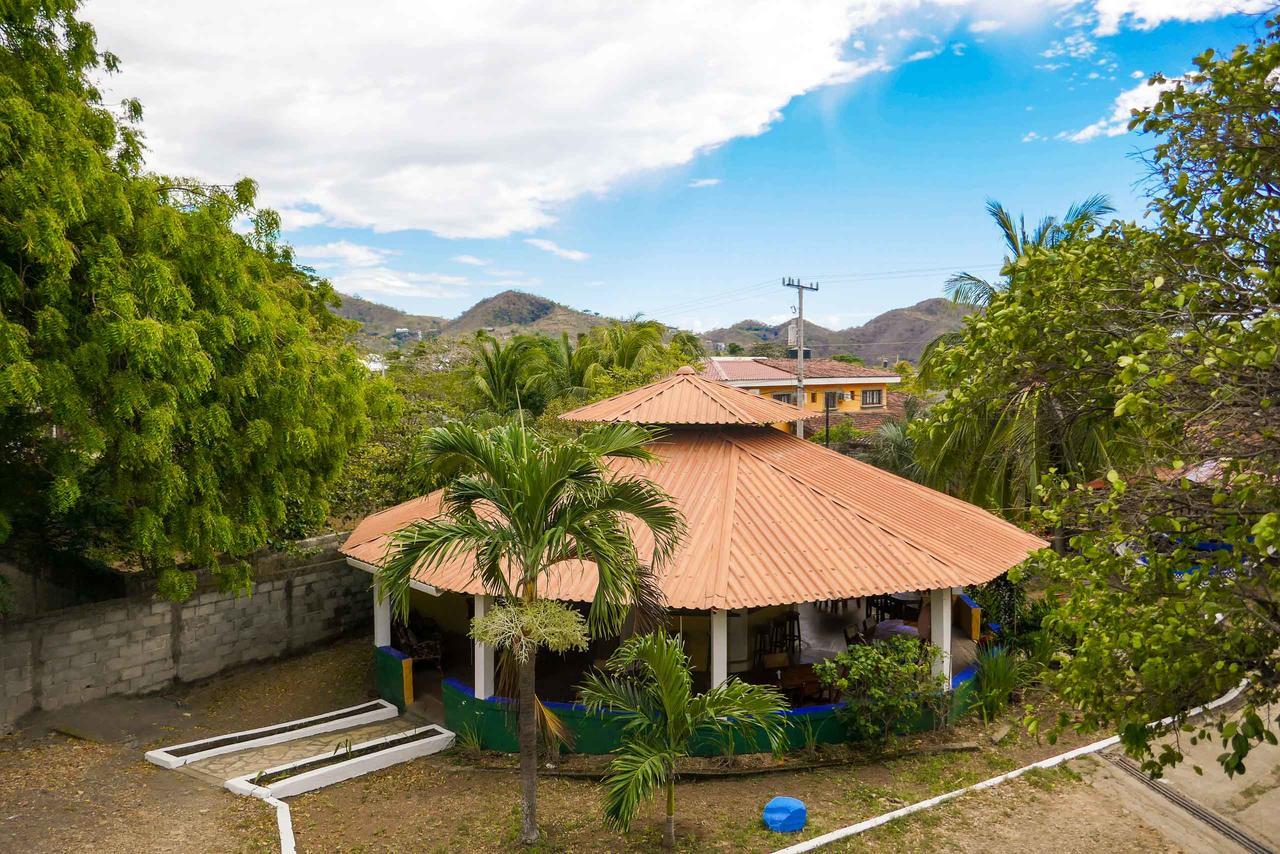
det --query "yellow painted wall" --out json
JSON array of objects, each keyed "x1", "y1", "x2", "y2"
[{"x1": 749, "y1": 382, "x2": 890, "y2": 413}]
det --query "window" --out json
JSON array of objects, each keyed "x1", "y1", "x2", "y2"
[
  {"x1": 824, "y1": 391, "x2": 839, "y2": 410},
  {"x1": 810, "y1": 392, "x2": 817, "y2": 403},
  {"x1": 861, "y1": 388, "x2": 884, "y2": 407},
  {"x1": 771, "y1": 392, "x2": 795, "y2": 405}
]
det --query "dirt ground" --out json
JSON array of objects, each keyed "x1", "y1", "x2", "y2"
[
  {"x1": 0, "y1": 636, "x2": 374, "y2": 853},
  {"x1": 3, "y1": 635, "x2": 1277, "y2": 853}
]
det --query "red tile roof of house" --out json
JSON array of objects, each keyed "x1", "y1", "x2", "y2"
[{"x1": 700, "y1": 357, "x2": 899, "y2": 382}]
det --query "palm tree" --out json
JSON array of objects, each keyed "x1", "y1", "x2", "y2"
[
  {"x1": 377, "y1": 420, "x2": 685, "y2": 845},
  {"x1": 530, "y1": 331, "x2": 602, "y2": 400},
  {"x1": 472, "y1": 331, "x2": 538, "y2": 413},
  {"x1": 943, "y1": 194, "x2": 1115, "y2": 307},
  {"x1": 592, "y1": 318, "x2": 666, "y2": 372},
  {"x1": 579, "y1": 631, "x2": 787, "y2": 849},
  {"x1": 916, "y1": 196, "x2": 1119, "y2": 525}
]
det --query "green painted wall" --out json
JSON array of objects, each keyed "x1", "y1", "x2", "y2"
[{"x1": 443, "y1": 677, "x2": 979, "y2": 756}]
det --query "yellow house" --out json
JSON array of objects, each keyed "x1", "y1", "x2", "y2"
[{"x1": 700, "y1": 357, "x2": 901, "y2": 430}]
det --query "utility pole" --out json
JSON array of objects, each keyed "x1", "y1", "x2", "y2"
[{"x1": 783, "y1": 277, "x2": 819, "y2": 438}]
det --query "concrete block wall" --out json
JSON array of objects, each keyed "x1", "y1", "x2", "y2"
[{"x1": 0, "y1": 534, "x2": 370, "y2": 733}]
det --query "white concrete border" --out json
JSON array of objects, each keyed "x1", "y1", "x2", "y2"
[
  {"x1": 144, "y1": 700, "x2": 399, "y2": 769},
  {"x1": 224, "y1": 724, "x2": 454, "y2": 799},
  {"x1": 264, "y1": 796, "x2": 296, "y2": 854},
  {"x1": 774, "y1": 681, "x2": 1248, "y2": 853}
]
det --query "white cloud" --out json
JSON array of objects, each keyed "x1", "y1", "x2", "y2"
[
  {"x1": 1022, "y1": 131, "x2": 1043, "y2": 142},
  {"x1": 969, "y1": 19, "x2": 1004, "y2": 32},
  {"x1": 332, "y1": 268, "x2": 469, "y2": 299},
  {"x1": 689, "y1": 178, "x2": 722, "y2": 188},
  {"x1": 88, "y1": 0, "x2": 922, "y2": 240},
  {"x1": 84, "y1": 0, "x2": 1238, "y2": 242},
  {"x1": 1131, "y1": 69, "x2": 1145, "y2": 79},
  {"x1": 452, "y1": 254, "x2": 490, "y2": 266},
  {"x1": 1064, "y1": 76, "x2": 1177, "y2": 142},
  {"x1": 1042, "y1": 31, "x2": 1096, "y2": 60},
  {"x1": 525, "y1": 238, "x2": 589, "y2": 261},
  {"x1": 905, "y1": 49, "x2": 941, "y2": 62},
  {"x1": 1091, "y1": 0, "x2": 1273, "y2": 35},
  {"x1": 951, "y1": 42, "x2": 967, "y2": 56},
  {"x1": 295, "y1": 240, "x2": 393, "y2": 268}
]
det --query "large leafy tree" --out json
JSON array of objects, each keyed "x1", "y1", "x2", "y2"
[
  {"x1": 579, "y1": 631, "x2": 786, "y2": 849},
  {"x1": 0, "y1": 1, "x2": 386, "y2": 597},
  {"x1": 377, "y1": 420, "x2": 685, "y2": 845},
  {"x1": 1027, "y1": 24, "x2": 1280, "y2": 777}
]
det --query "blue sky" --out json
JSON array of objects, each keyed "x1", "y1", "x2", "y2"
[{"x1": 91, "y1": 1, "x2": 1271, "y2": 332}]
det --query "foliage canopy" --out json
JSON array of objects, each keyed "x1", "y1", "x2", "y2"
[{"x1": 0, "y1": 1, "x2": 388, "y2": 596}]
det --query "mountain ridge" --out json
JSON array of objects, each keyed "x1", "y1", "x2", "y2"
[{"x1": 332, "y1": 289, "x2": 970, "y2": 362}]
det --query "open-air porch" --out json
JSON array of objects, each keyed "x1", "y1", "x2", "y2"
[{"x1": 363, "y1": 578, "x2": 983, "y2": 719}]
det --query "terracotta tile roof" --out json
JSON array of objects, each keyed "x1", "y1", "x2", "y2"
[
  {"x1": 560, "y1": 366, "x2": 803, "y2": 425},
  {"x1": 699, "y1": 357, "x2": 899, "y2": 382},
  {"x1": 341, "y1": 426, "x2": 1047, "y2": 609},
  {"x1": 757, "y1": 358, "x2": 900, "y2": 380},
  {"x1": 699, "y1": 358, "x2": 794, "y2": 382}
]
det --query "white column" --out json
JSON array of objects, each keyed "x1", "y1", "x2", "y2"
[
  {"x1": 711, "y1": 609, "x2": 728, "y2": 687},
  {"x1": 473, "y1": 594, "x2": 496, "y2": 700},
  {"x1": 373, "y1": 577, "x2": 392, "y2": 648},
  {"x1": 929, "y1": 587, "x2": 953, "y2": 686}
]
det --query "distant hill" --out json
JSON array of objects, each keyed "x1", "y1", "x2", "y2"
[
  {"x1": 332, "y1": 289, "x2": 607, "y2": 352},
  {"x1": 333, "y1": 289, "x2": 969, "y2": 361},
  {"x1": 703, "y1": 298, "x2": 972, "y2": 363},
  {"x1": 332, "y1": 294, "x2": 445, "y2": 352},
  {"x1": 442, "y1": 290, "x2": 608, "y2": 338}
]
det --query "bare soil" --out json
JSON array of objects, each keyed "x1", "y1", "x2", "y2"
[
  {"x1": 0, "y1": 636, "x2": 374, "y2": 853},
  {"x1": 6, "y1": 635, "x2": 1271, "y2": 853}
]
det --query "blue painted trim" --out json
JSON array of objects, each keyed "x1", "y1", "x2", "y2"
[
  {"x1": 952, "y1": 663, "x2": 978, "y2": 688},
  {"x1": 377, "y1": 645, "x2": 409, "y2": 661},
  {"x1": 957, "y1": 593, "x2": 979, "y2": 610}
]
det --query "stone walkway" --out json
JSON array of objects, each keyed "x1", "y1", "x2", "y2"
[{"x1": 179, "y1": 715, "x2": 426, "y2": 785}]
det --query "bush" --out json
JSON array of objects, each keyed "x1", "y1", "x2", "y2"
[
  {"x1": 973, "y1": 645, "x2": 1033, "y2": 723},
  {"x1": 814, "y1": 635, "x2": 948, "y2": 743}
]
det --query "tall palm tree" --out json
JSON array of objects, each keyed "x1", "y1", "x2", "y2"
[
  {"x1": 916, "y1": 196, "x2": 1119, "y2": 524},
  {"x1": 579, "y1": 631, "x2": 787, "y2": 849},
  {"x1": 943, "y1": 194, "x2": 1115, "y2": 307},
  {"x1": 472, "y1": 331, "x2": 538, "y2": 413},
  {"x1": 377, "y1": 420, "x2": 685, "y2": 845},
  {"x1": 530, "y1": 331, "x2": 602, "y2": 400},
  {"x1": 592, "y1": 318, "x2": 666, "y2": 372}
]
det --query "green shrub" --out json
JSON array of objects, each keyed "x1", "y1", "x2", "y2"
[
  {"x1": 973, "y1": 645, "x2": 1034, "y2": 723},
  {"x1": 814, "y1": 635, "x2": 948, "y2": 743}
]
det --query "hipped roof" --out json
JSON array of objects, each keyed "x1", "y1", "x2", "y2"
[
  {"x1": 341, "y1": 426, "x2": 1047, "y2": 610},
  {"x1": 560, "y1": 365, "x2": 802, "y2": 425}
]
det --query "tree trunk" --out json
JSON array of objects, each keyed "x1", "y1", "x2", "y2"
[
  {"x1": 663, "y1": 777, "x2": 676, "y2": 849},
  {"x1": 518, "y1": 653, "x2": 538, "y2": 844}
]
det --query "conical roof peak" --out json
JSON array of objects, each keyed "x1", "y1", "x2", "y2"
[{"x1": 560, "y1": 367, "x2": 802, "y2": 426}]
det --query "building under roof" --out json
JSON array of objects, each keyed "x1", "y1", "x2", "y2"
[{"x1": 342, "y1": 366, "x2": 1046, "y2": 693}]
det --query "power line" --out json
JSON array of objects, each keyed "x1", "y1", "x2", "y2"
[{"x1": 644, "y1": 263, "x2": 1003, "y2": 324}]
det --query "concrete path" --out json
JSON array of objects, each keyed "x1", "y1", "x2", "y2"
[
  {"x1": 179, "y1": 715, "x2": 426, "y2": 786},
  {"x1": 1145, "y1": 713, "x2": 1280, "y2": 851}
]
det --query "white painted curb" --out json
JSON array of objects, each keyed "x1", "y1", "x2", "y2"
[
  {"x1": 264, "y1": 797, "x2": 296, "y2": 854},
  {"x1": 145, "y1": 700, "x2": 399, "y2": 769},
  {"x1": 224, "y1": 724, "x2": 455, "y2": 799},
  {"x1": 773, "y1": 681, "x2": 1248, "y2": 853}
]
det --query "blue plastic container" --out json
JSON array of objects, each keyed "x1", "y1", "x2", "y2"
[{"x1": 763, "y1": 796, "x2": 807, "y2": 833}]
